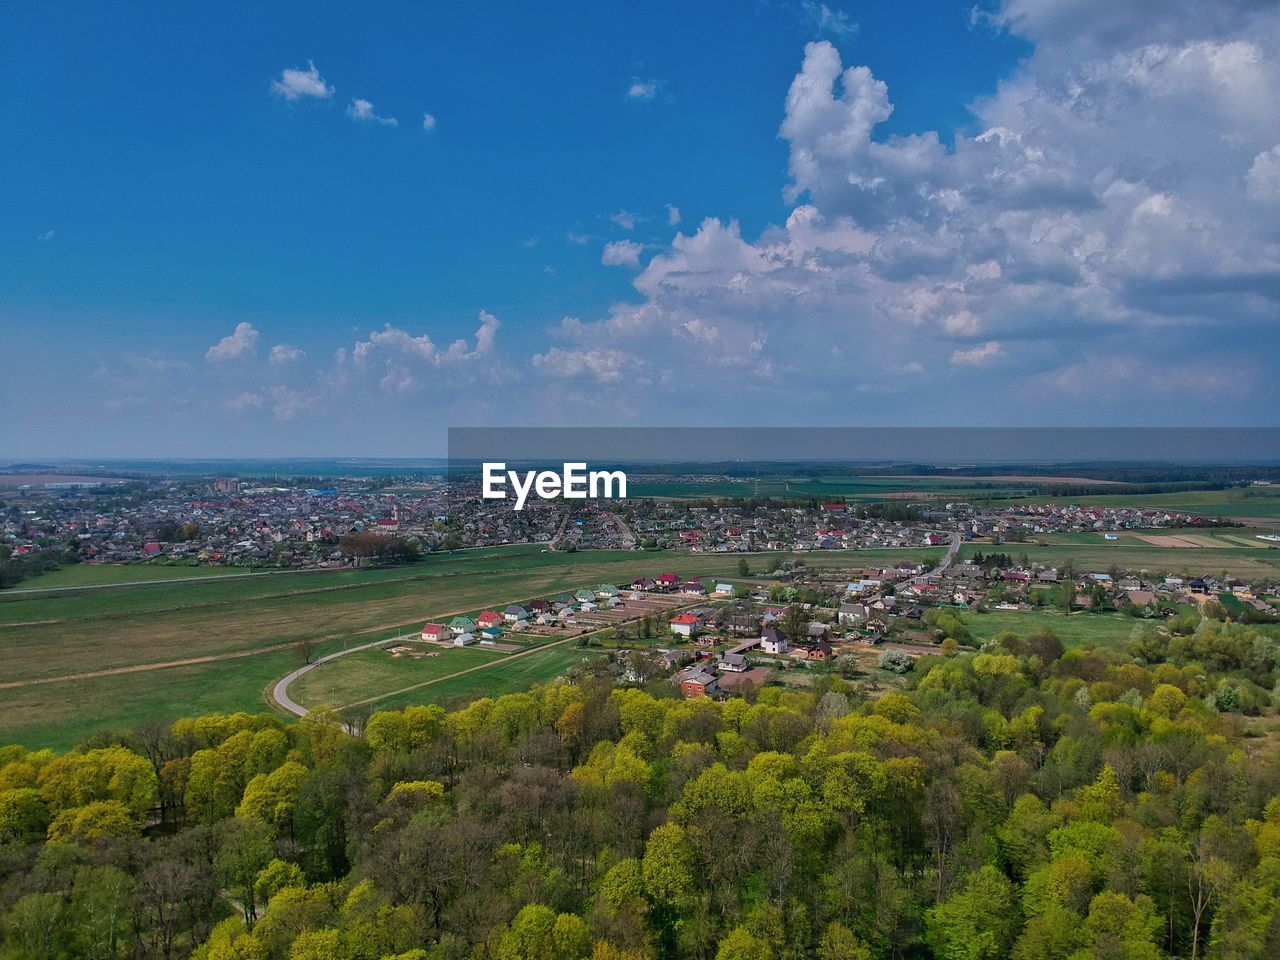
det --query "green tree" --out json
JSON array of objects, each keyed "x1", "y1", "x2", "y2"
[
  {"x1": 926, "y1": 865, "x2": 1019, "y2": 960},
  {"x1": 716, "y1": 925, "x2": 774, "y2": 960}
]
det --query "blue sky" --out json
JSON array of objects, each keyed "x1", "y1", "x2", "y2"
[{"x1": 3, "y1": 1, "x2": 1278, "y2": 456}]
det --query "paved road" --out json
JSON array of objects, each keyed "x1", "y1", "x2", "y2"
[
  {"x1": 271, "y1": 595, "x2": 707, "y2": 720},
  {"x1": 930, "y1": 531, "x2": 962, "y2": 575},
  {"x1": 272, "y1": 634, "x2": 410, "y2": 718}
]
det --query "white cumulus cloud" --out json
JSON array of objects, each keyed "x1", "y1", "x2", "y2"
[
  {"x1": 271, "y1": 61, "x2": 333, "y2": 101},
  {"x1": 601, "y1": 239, "x2": 644, "y2": 268},
  {"x1": 269, "y1": 344, "x2": 304, "y2": 365},
  {"x1": 531, "y1": 347, "x2": 637, "y2": 383},
  {"x1": 349, "y1": 311, "x2": 501, "y2": 393},
  {"x1": 541, "y1": 4, "x2": 1280, "y2": 422},
  {"x1": 347, "y1": 98, "x2": 398, "y2": 126},
  {"x1": 626, "y1": 77, "x2": 660, "y2": 101},
  {"x1": 205, "y1": 323, "x2": 259, "y2": 362}
]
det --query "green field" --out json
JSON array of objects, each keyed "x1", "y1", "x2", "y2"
[
  {"x1": 6, "y1": 529, "x2": 1267, "y2": 751},
  {"x1": 960, "y1": 537, "x2": 1279, "y2": 579},
  {"x1": 364, "y1": 643, "x2": 603, "y2": 713},
  {"x1": 981, "y1": 486, "x2": 1280, "y2": 520},
  {"x1": 626, "y1": 474, "x2": 1045, "y2": 500},
  {"x1": 621, "y1": 476, "x2": 1280, "y2": 520},
  {"x1": 290, "y1": 643, "x2": 508, "y2": 709},
  {"x1": 958, "y1": 608, "x2": 1141, "y2": 648},
  {"x1": 0, "y1": 639, "x2": 346, "y2": 752},
  {"x1": 6, "y1": 563, "x2": 258, "y2": 589},
  {"x1": 0, "y1": 546, "x2": 900, "y2": 750}
]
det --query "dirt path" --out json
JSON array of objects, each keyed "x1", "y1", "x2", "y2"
[{"x1": 0, "y1": 643, "x2": 304, "y2": 690}]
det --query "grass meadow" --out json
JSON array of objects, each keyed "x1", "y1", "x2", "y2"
[{"x1": 0, "y1": 546, "x2": 906, "y2": 749}]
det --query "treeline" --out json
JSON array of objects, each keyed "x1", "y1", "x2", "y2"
[
  {"x1": 337, "y1": 532, "x2": 422, "y2": 564},
  {"x1": 0, "y1": 548, "x2": 74, "y2": 590},
  {"x1": 854, "y1": 503, "x2": 922, "y2": 523},
  {"x1": 4, "y1": 621, "x2": 1280, "y2": 958}
]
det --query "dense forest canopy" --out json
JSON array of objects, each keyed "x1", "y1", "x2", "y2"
[{"x1": 3, "y1": 619, "x2": 1280, "y2": 959}]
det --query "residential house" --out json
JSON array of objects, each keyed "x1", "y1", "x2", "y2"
[
  {"x1": 677, "y1": 665, "x2": 720, "y2": 698},
  {"x1": 719, "y1": 652, "x2": 749, "y2": 673},
  {"x1": 420, "y1": 623, "x2": 450, "y2": 642},
  {"x1": 794, "y1": 638, "x2": 833, "y2": 662},
  {"x1": 838, "y1": 602, "x2": 868, "y2": 626},
  {"x1": 760, "y1": 627, "x2": 789, "y2": 655},
  {"x1": 670, "y1": 613, "x2": 701, "y2": 638}
]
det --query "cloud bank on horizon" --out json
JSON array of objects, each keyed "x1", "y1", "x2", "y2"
[
  {"x1": 544, "y1": 0, "x2": 1279, "y2": 410},
  {"x1": 7, "y1": 0, "x2": 1280, "y2": 455}
]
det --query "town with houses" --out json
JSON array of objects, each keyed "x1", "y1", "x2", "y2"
[
  {"x1": 0, "y1": 472, "x2": 1253, "y2": 569},
  {"x1": 5, "y1": 472, "x2": 1279, "y2": 708},
  {"x1": 393, "y1": 550, "x2": 1280, "y2": 703}
]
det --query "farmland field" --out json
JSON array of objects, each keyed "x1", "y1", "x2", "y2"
[
  {"x1": 0, "y1": 639, "x2": 346, "y2": 752},
  {"x1": 981, "y1": 486, "x2": 1280, "y2": 520},
  {"x1": 625, "y1": 474, "x2": 1046, "y2": 500},
  {"x1": 960, "y1": 538, "x2": 1280, "y2": 579},
  {"x1": 0, "y1": 545, "x2": 908, "y2": 750},
  {"x1": 7, "y1": 563, "x2": 257, "y2": 589}
]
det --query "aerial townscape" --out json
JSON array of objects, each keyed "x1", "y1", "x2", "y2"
[{"x1": 6, "y1": 1, "x2": 1280, "y2": 958}]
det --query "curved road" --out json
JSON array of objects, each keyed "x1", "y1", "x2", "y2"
[
  {"x1": 272, "y1": 635, "x2": 400, "y2": 718},
  {"x1": 272, "y1": 537, "x2": 961, "y2": 721}
]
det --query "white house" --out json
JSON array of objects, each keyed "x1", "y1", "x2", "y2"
[
  {"x1": 760, "y1": 627, "x2": 789, "y2": 655},
  {"x1": 670, "y1": 613, "x2": 701, "y2": 637}
]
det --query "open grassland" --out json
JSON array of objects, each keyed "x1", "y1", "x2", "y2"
[
  {"x1": 8, "y1": 533, "x2": 1258, "y2": 751},
  {"x1": 981, "y1": 486, "x2": 1280, "y2": 520},
  {"x1": 363, "y1": 643, "x2": 604, "y2": 714},
  {"x1": 960, "y1": 539, "x2": 1280, "y2": 579},
  {"x1": 7, "y1": 563, "x2": 258, "y2": 589},
  {"x1": 0, "y1": 639, "x2": 346, "y2": 752},
  {"x1": 958, "y1": 608, "x2": 1141, "y2": 648},
  {"x1": 290, "y1": 643, "x2": 508, "y2": 709},
  {"x1": 1029, "y1": 528, "x2": 1275, "y2": 547},
  {"x1": 0, "y1": 546, "x2": 904, "y2": 750}
]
